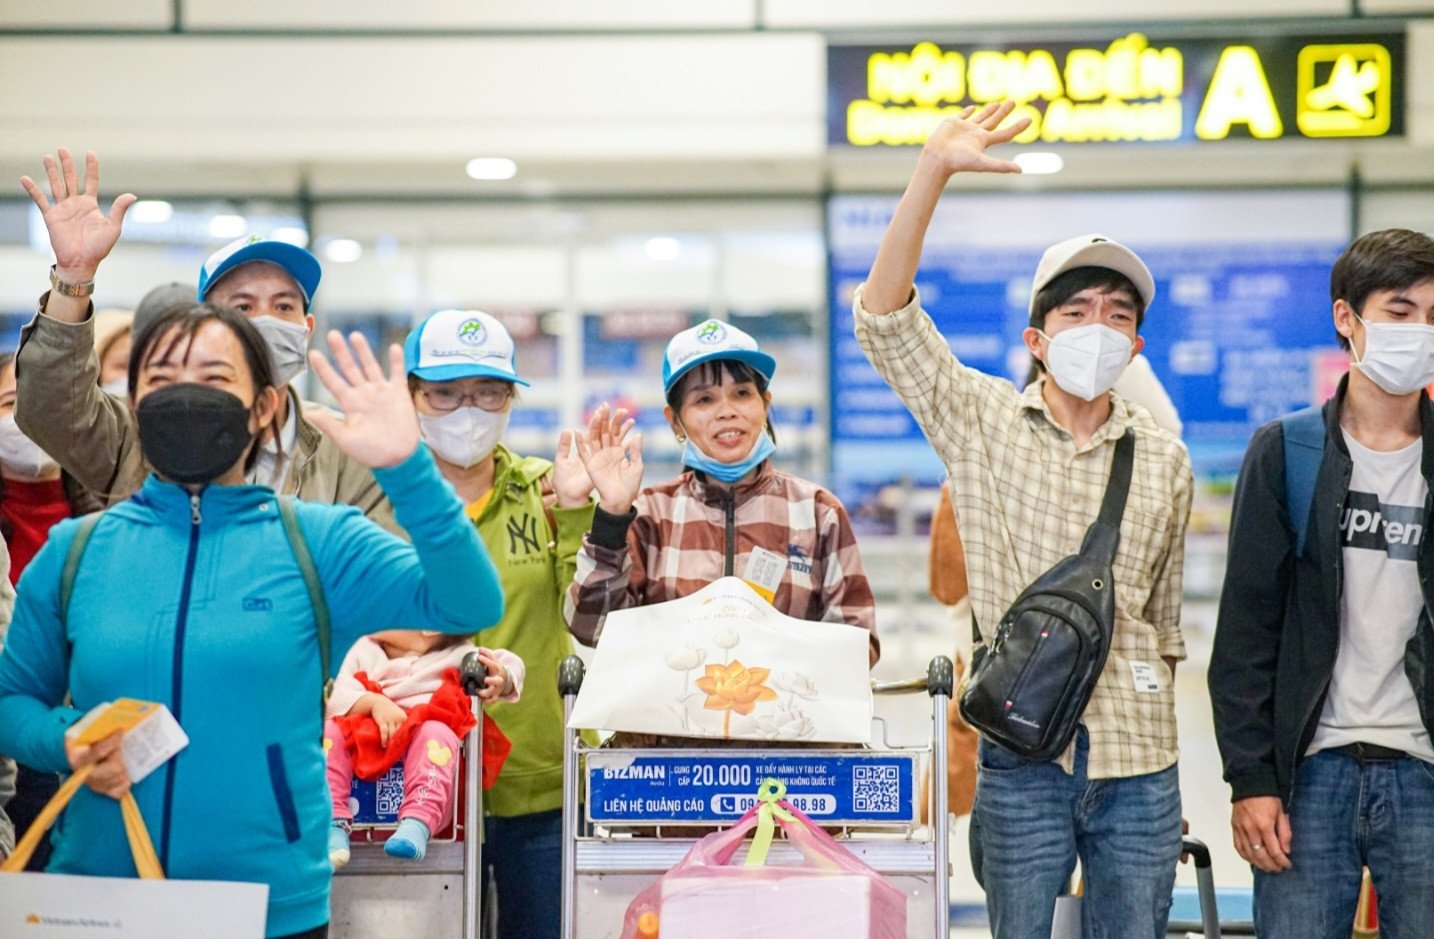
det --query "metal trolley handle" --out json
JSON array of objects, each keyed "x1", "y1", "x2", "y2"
[
  {"x1": 460, "y1": 651, "x2": 487, "y2": 939},
  {"x1": 559, "y1": 655, "x2": 586, "y2": 939}
]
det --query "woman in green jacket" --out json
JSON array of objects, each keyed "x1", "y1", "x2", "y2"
[{"x1": 403, "y1": 309, "x2": 601, "y2": 939}]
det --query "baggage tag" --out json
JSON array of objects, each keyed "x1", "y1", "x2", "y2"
[
  {"x1": 740, "y1": 546, "x2": 787, "y2": 603},
  {"x1": 1129, "y1": 661, "x2": 1160, "y2": 694},
  {"x1": 68, "y1": 699, "x2": 190, "y2": 784}
]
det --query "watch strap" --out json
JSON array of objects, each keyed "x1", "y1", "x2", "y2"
[{"x1": 49, "y1": 264, "x2": 95, "y2": 298}]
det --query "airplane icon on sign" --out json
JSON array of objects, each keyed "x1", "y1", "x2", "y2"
[
  {"x1": 1297, "y1": 43, "x2": 1392, "y2": 137},
  {"x1": 1307, "y1": 53, "x2": 1380, "y2": 118}
]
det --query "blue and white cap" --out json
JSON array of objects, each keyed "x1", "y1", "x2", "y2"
[
  {"x1": 404, "y1": 309, "x2": 529, "y2": 386},
  {"x1": 662, "y1": 319, "x2": 776, "y2": 395},
  {"x1": 197, "y1": 235, "x2": 322, "y2": 308}
]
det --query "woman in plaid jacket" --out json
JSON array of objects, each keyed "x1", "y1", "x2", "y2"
[{"x1": 564, "y1": 318, "x2": 878, "y2": 667}]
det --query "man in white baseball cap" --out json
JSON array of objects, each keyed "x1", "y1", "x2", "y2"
[
  {"x1": 13, "y1": 148, "x2": 398, "y2": 533},
  {"x1": 852, "y1": 103, "x2": 1193, "y2": 937}
]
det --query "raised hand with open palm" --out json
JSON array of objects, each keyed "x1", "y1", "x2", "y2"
[
  {"x1": 20, "y1": 149, "x2": 136, "y2": 284},
  {"x1": 573, "y1": 402, "x2": 643, "y2": 515},
  {"x1": 307, "y1": 330, "x2": 421, "y2": 470}
]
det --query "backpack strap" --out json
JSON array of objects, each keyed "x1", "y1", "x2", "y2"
[
  {"x1": 276, "y1": 497, "x2": 333, "y2": 710},
  {"x1": 1280, "y1": 406, "x2": 1326, "y2": 558},
  {"x1": 59, "y1": 512, "x2": 103, "y2": 625},
  {"x1": 1080, "y1": 429, "x2": 1137, "y2": 563},
  {"x1": 1095, "y1": 429, "x2": 1136, "y2": 530}
]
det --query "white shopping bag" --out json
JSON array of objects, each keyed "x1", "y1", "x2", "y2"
[
  {"x1": 569, "y1": 577, "x2": 872, "y2": 744},
  {"x1": 0, "y1": 871, "x2": 268, "y2": 938},
  {"x1": 0, "y1": 741, "x2": 268, "y2": 938}
]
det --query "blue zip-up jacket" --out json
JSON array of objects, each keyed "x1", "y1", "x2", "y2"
[{"x1": 0, "y1": 445, "x2": 503, "y2": 937}]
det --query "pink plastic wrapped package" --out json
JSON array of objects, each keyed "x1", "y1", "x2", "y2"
[{"x1": 621, "y1": 780, "x2": 906, "y2": 939}]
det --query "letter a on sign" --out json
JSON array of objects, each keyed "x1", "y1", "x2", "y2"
[{"x1": 1196, "y1": 46, "x2": 1284, "y2": 140}]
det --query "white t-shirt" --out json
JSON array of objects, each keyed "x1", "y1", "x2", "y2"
[
  {"x1": 248, "y1": 401, "x2": 299, "y2": 491},
  {"x1": 1308, "y1": 430, "x2": 1434, "y2": 762}
]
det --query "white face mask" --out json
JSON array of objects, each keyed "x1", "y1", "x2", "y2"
[
  {"x1": 249, "y1": 316, "x2": 310, "y2": 387},
  {"x1": 1351, "y1": 315, "x2": 1434, "y2": 396},
  {"x1": 0, "y1": 415, "x2": 59, "y2": 481},
  {"x1": 1038, "y1": 323, "x2": 1133, "y2": 401},
  {"x1": 100, "y1": 377, "x2": 128, "y2": 397},
  {"x1": 418, "y1": 407, "x2": 508, "y2": 469}
]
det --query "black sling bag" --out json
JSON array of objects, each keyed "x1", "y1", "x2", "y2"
[{"x1": 958, "y1": 429, "x2": 1135, "y2": 761}]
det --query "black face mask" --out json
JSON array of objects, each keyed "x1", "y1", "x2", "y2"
[{"x1": 135, "y1": 383, "x2": 256, "y2": 485}]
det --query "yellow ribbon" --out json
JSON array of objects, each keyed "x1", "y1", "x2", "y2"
[{"x1": 744, "y1": 777, "x2": 796, "y2": 868}]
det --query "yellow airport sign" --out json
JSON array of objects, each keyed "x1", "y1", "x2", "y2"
[
  {"x1": 829, "y1": 31, "x2": 1405, "y2": 147},
  {"x1": 1297, "y1": 44, "x2": 1392, "y2": 137}
]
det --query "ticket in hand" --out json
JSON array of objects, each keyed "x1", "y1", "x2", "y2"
[
  {"x1": 67, "y1": 699, "x2": 159, "y2": 746},
  {"x1": 67, "y1": 699, "x2": 189, "y2": 784}
]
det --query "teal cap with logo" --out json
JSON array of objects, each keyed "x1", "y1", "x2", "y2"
[
  {"x1": 404, "y1": 309, "x2": 529, "y2": 385},
  {"x1": 662, "y1": 318, "x2": 776, "y2": 395}
]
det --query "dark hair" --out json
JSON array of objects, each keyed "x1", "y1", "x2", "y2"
[
  {"x1": 433, "y1": 631, "x2": 478, "y2": 651},
  {"x1": 666, "y1": 359, "x2": 776, "y2": 444},
  {"x1": 128, "y1": 303, "x2": 279, "y2": 474},
  {"x1": 1028, "y1": 266, "x2": 1145, "y2": 373},
  {"x1": 1330, "y1": 229, "x2": 1434, "y2": 351},
  {"x1": 129, "y1": 303, "x2": 276, "y2": 396},
  {"x1": 0, "y1": 352, "x2": 14, "y2": 376}
]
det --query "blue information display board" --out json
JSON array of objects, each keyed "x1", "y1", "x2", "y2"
[
  {"x1": 586, "y1": 750, "x2": 918, "y2": 826},
  {"x1": 827, "y1": 194, "x2": 1346, "y2": 511}
]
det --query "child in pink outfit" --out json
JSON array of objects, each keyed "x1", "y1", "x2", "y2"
[{"x1": 324, "y1": 629, "x2": 523, "y2": 865}]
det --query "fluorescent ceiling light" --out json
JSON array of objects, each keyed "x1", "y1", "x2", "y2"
[
  {"x1": 1014, "y1": 152, "x2": 1064, "y2": 175},
  {"x1": 270, "y1": 226, "x2": 310, "y2": 248},
  {"x1": 645, "y1": 237, "x2": 681, "y2": 262},
  {"x1": 466, "y1": 157, "x2": 518, "y2": 181},
  {"x1": 130, "y1": 200, "x2": 173, "y2": 224},
  {"x1": 324, "y1": 238, "x2": 363, "y2": 263},
  {"x1": 207, "y1": 214, "x2": 248, "y2": 239}
]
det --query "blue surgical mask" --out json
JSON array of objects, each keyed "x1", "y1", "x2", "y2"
[{"x1": 680, "y1": 428, "x2": 776, "y2": 484}]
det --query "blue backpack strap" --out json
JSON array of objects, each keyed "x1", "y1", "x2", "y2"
[{"x1": 1280, "y1": 405, "x2": 1327, "y2": 558}]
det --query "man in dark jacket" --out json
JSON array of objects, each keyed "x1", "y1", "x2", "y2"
[{"x1": 1211, "y1": 228, "x2": 1434, "y2": 937}]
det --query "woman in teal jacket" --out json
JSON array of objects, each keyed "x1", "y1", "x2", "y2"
[{"x1": 0, "y1": 290, "x2": 502, "y2": 936}]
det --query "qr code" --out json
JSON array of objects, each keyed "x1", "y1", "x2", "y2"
[
  {"x1": 852, "y1": 764, "x2": 900, "y2": 813},
  {"x1": 375, "y1": 765, "x2": 405, "y2": 816}
]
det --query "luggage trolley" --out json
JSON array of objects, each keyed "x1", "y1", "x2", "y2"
[
  {"x1": 558, "y1": 654, "x2": 955, "y2": 938},
  {"x1": 331, "y1": 652, "x2": 489, "y2": 938}
]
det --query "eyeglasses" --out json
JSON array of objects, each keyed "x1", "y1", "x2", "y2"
[{"x1": 419, "y1": 384, "x2": 513, "y2": 413}]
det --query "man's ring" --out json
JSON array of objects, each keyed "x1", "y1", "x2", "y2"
[{"x1": 1251, "y1": 844, "x2": 1263, "y2": 851}]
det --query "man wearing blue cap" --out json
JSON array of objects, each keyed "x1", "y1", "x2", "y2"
[{"x1": 13, "y1": 148, "x2": 396, "y2": 531}]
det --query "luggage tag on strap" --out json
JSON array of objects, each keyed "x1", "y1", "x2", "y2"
[
  {"x1": 67, "y1": 699, "x2": 190, "y2": 784},
  {"x1": 740, "y1": 546, "x2": 787, "y2": 603}
]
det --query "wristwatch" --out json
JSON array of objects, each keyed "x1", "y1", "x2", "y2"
[{"x1": 49, "y1": 264, "x2": 95, "y2": 298}]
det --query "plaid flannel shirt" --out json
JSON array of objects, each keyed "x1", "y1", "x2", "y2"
[
  {"x1": 854, "y1": 285, "x2": 1192, "y2": 779},
  {"x1": 565, "y1": 461, "x2": 878, "y2": 656}
]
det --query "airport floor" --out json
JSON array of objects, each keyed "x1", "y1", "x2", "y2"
[{"x1": 865, "y1": 598, "x2": 1246, "y2": 939}]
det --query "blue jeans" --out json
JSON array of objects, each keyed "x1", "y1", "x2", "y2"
[
  {"x1": 482, "y1": 809, "x2": 561, "y2": 939},
  {"x1": 1254, "y1": 749, "x2": 1434, "y2": 938},
  {"x1": 973, "y1": 729, "x2": 1182, "y2": 939}
]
